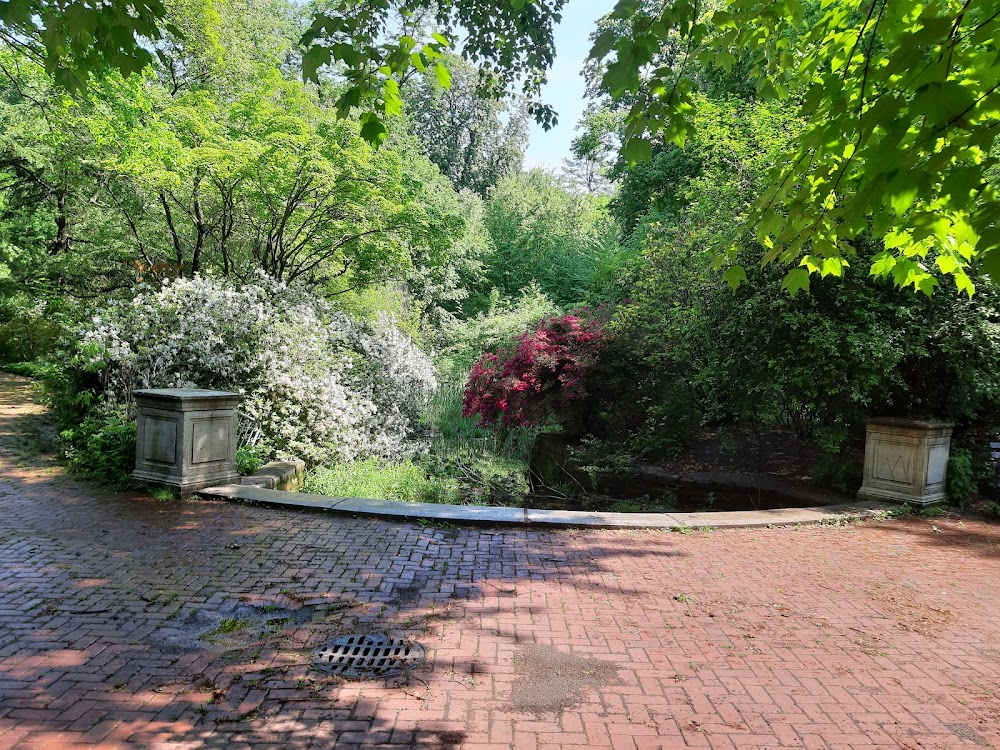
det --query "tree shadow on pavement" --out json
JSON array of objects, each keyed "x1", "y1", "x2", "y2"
[
  {"x1": 0, "y1": 374, "x2": 692, "y2": 748},
  {"x1": 867, "y1": 515, "x2": 1000, "y2": 558}
]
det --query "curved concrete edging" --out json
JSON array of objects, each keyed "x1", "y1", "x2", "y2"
[{"x1": 197, "y1": 484, "x2": 895, "y2": 530}]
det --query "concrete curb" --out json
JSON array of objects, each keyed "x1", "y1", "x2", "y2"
[{"x1": 196, "y1": 484, "x2": 895, "y2": 530}]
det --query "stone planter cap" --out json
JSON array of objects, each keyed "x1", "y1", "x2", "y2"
[
  {"x1": 134, "y1": 388, "x2": 242, "y2": 403},
  {"x1": 864, "y1": 416, "x2": 954, "y2": 430}
]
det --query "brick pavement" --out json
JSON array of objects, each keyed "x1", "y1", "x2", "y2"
[{"x1": 1, "y1": 371, "x2": 999, "y2": 749}]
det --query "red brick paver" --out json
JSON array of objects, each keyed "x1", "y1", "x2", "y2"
[{"x1": 1, "y1": 371, "x2": 999, "y2": 749}]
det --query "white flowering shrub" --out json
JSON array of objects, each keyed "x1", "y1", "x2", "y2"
[{"x1": 76, "y1": 276, "x2": 437, "y2": 464}]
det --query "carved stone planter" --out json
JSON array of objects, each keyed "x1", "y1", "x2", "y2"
[
  {"x1": 132, "y1": 389, "x2": 242, "y2": 496},
  {"x1": 857, "y1": 418, "x2": 953, "y2": 506}
]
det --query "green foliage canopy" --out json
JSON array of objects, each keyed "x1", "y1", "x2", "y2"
[
  {"x1": 403, "y1": 54, "x2": 528, "y2": 197},
  {"x1": 0, "y1": 0, "x2": 170, "y2": 90},
  {"x1": 301, "y1": 0, "x2": 565, "y2": 142},
  {"x1": 595, "y1": 89, "x2": 1000, "y2": 456},
  {"x1": 483, "y1": 169, "x2": 620, "y2": 304},
  {"x1": 6, "y1": 0, "x2": 998, "y2": 297},
  {"x1": 0, "y1": 2, "x2": 473, "y2": 308},
  {"x1": 590, "y1": 0, "x2": 1000, "y2": 296}
]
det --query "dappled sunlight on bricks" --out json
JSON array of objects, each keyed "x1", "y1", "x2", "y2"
[{"x1": 1, "y1": 371, "x2": 1000, "y2": 748}]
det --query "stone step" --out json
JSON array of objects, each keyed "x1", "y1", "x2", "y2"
[{"x1": 240, "y1": 459, "x2": 305, "y2": 491}]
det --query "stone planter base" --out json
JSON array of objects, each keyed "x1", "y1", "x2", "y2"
[
  {"x1": 857, "y1": 418, "x2": 953, "y2": 506},
  {"x1": 132, "y1": 388, "x2": 242, "y2": 497}
]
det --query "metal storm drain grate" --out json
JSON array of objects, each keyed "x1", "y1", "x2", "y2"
[{"x1": 310, "y1": 634, "x2": 426, "y2": 679}]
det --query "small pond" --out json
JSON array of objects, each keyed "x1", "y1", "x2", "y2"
[{"x1": 528, "y1": 434, "x2": 853, "y2": 513}]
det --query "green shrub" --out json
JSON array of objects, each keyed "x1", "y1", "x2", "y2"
[
  {"x1": 60, "y1": 407, "x2": 136, "y2": 488},
  {"x1": 304, "y1": 459, "x2": 462, "y2": 504},
  {"x1": 593, "y1": 95, "x2": 1000, "y2": 467},
  {"x1": 604, "y1": 235, "x2": 1000, "y2": 458},
  {"x1": 582, "y1": 316, "x2": 701, "y2": 458},
  {"x1": 0, "y1": 296, "x2": 66, "y2": 364},
  {"x1": 1, "y1": 361, "x2": 45, "y2": 377},
  {"x1": 808, "y1": 425, "x2": 862, "y2": 494},
  {"x1": 236, "y1": 445, "x2": 268, "y2": 476},
  {"x1": 10, "y1": 358, "x2": 99, "y2": 432},
  {"x1": 432, "y1": 284, "x2": 557, "y2": 382},
  {"x1": 0, "y1": 357, "x2": 134, "y2": 485},
  {"x1": 483, "y1": 170, "x2": 620, "y2": 305},
  {"x1": 947, "y1": 447, "x2": 977, "y2": 507}
]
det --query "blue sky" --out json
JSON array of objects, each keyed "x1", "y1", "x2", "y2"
[{"x1": 522, "y1": 0, "x2": 618, "y2": 170}]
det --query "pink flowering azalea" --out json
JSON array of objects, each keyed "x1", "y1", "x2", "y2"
[{"x1": 462, "y1": 311, "x2": 606, "y2": 429}]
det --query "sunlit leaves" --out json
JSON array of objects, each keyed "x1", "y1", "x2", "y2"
[
  {"x1": 781, "y1": 267, "x2": 810, "y2": 296},
  {"x1": 433, "y1": 62, "x2": 451, "y2": 88},
  {"x1": 359, "y1": 112, "x2": 389, "y2": 146},
  {"x1": 623, "y1": 136, "x2": 652, "y2": 164},
  {"x1": 0, "y1": 0, "x2": 168, "y2": 91},
  {"x1": 589, "y1": 0, "x2": 1000, "y2": 295},
  {"x1": 301, "y1": 0, "x2": 566, "y2": 146},
  {"x1": 301, "y1": 45, "x2": 331, "y2": 84},
  {"x1": 12, "y1": 0, "x2": 564, "y2": 153},
  {"x1": 723, "y1": 264, "x2": 747, "y2": 289}
]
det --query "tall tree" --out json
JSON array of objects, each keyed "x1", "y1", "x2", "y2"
[
  {"x1": 0, "y1": 0, "x2": 471, "y2": 291},
  {"x1": 9, "y1": 0, "x2": 999, "y2": 295},
  {"x1": 89, "y1": 69, "x2": 463, "y2": 285},
  {"x1": 404, "y1": 54, "x2": 528, "y2": 197},
  {"x1": 561, "y1": 108, "x2": 621, "y2": 196},
  {"x1": 483, "y1": 169, "x2": 619, "y2": 304},
  {"x1": 588, "y1": 0, "x2": 1000, "y2": 295},
  {"x1": 0, "y1": 47, "x2": 132, "y2": 295}
]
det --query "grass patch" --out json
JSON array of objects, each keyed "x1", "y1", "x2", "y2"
[
  {"x1": 306, "y1": 376, "x2": 535, "y2": 507},
  {"x1": 215, "y1": 617, "x2": 253, "y2": 634},
  {"x1": 418, "y1": 379, "x2": 534, "y2": 505},
  {"x1": 149, "y1": 487, "x2": 176, "y2": 502},
  {"x1": 305, "y1": 459, "x2": 463, "y2": 504}
]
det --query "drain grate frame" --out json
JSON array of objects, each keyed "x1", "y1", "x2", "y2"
[{"x1": 310, "y1": 633, "x2": 426, "y2": 679}]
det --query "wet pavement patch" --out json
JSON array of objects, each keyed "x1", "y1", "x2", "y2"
[
  {"x1": 391, "y1": 572, "x2": 431, "y2": 606},
  {"x1": 510, "y1": 644, "x2": 620, "y2": 714},
  {"x1": 946, "y1": 723, "x2": 991, "y2": 746},
  {"x1": 148, "y1": 603, "x2": 312, "y2": 653},
  {"x1": 310, "y1": 633, "x2": 425, "y2": 679}
]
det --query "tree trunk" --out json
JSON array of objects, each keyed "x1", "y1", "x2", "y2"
[
  {"x1": 191, "y1": 171, "x2": 206, "y2": 277},
  {"x1": 160, "y1": 191, "x2": 185, "y2": 270},
  {"x1": 48, "y1": 189, "x2": 71, "y2": 255}
]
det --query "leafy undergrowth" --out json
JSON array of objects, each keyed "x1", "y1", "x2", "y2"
[
  {"x1": 1, "y1": 362, "x2": 47, "y2": 377},
  {"x1": 306, "y1": 459, "x2": 462, "y2": 504},
  {"x1": 305, "y1": 377, "x2": 535, "y2": 507},
  {"x1": 302, "y1": 369, "x2": 538, "y2": 507},
  {"x1": 304, "y1": 450, "x2": 529, "y2": 507}
]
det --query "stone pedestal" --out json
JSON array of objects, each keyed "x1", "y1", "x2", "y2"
[
  {"x1": 857, "y1": 418, "x2": 953, "y2": 506},
  {"x1": 132, "y1": 389, "x2": 242, "y2": 496}
]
